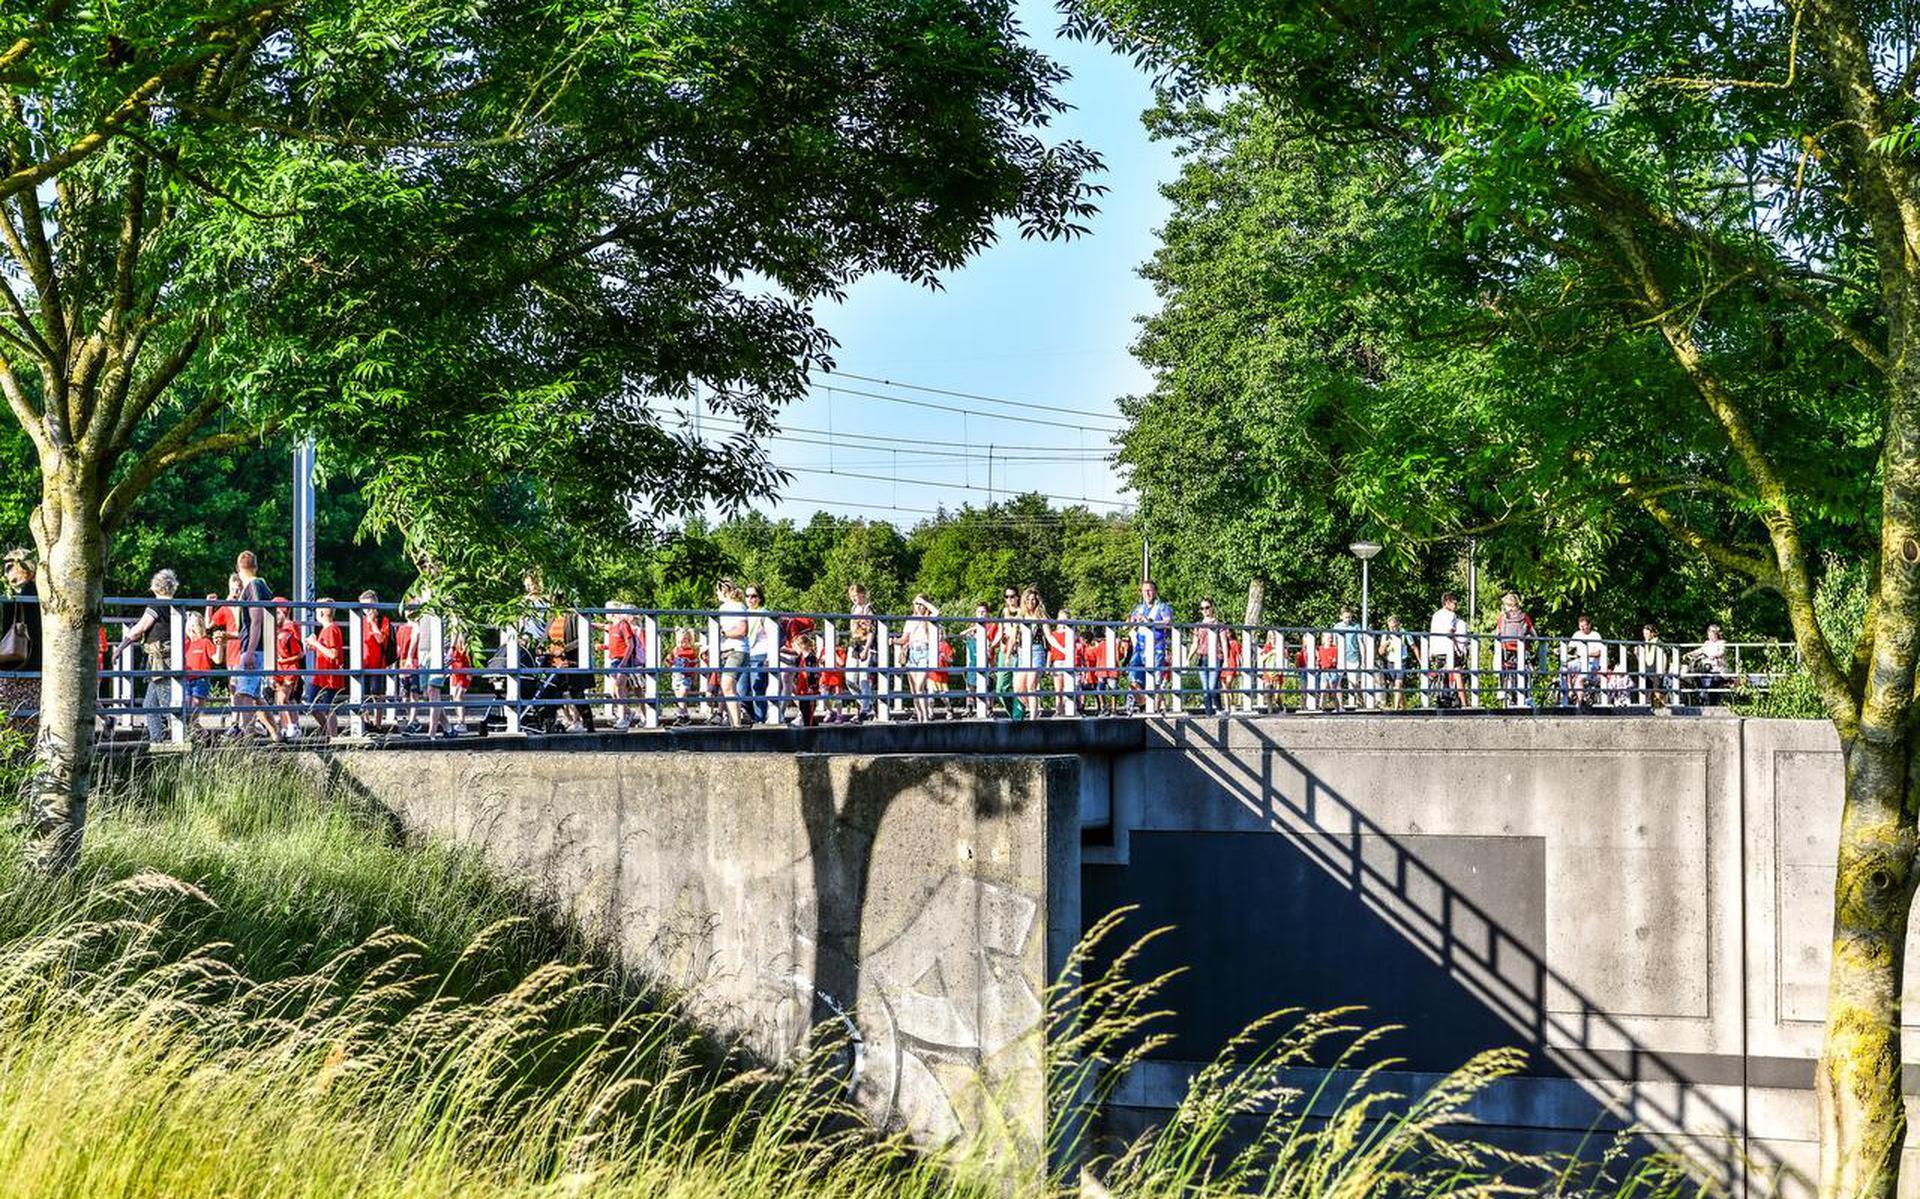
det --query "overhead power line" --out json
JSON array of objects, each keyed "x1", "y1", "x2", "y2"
[
  {"x1": 758, "y1": 494, "x2": 1129, "y2": 528},
  {"x1": 821, "y1": 370, "x2": 1124, "y2": 422},
  {"x1": 813, "y1": 383, "x2": 1125, "y2": 432},
  {"x1": 777, "y1": 464, "x2": 1130, "y2": 509},
  {"x1": 694, "y1": 410, "x2": 1115, "y2": 455}
]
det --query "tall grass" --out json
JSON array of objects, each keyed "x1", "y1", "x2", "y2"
[{"x1": 0, "y1": 754, "x2": 1710, "y2": 1198}]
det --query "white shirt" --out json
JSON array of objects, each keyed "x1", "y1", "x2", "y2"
[
  {"x1": 1427, "y1": 608, "x2": 1464, "y2": 659},
  {"x1": 1568, "y1": 628, "x2": 1604, "y2": 668},
  {"x1": 719, "y1": 599, "x2": 748, "y2": 652},
  {"x1": 747, "y1": 607, "x2": 779, "y2": 657},
  {"x1": 415, "y1": 611, "x2": 445, "y2": 673}
]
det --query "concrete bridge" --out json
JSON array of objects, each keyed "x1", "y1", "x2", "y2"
[{"x1": 301, "y1": 714, "x2": 1879, "y2": 1197}]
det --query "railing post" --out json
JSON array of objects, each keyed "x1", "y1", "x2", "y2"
[
  {"x1": 642, "y1": 615, "x2": 660, "y2": 729},
  {"x1": 1062, "y1": 626, "x2": 1078, "y2": 718},
  {"x1": 875, "y1": 617, "x2": 893, "y2": 722},
  {"x1": 975, "y1": 624, "x2": 991, "y2": 720},
  {"x1": 573, "y1": 612, "x2": 593, "y2": 726},
  {"x1": 348, "y1": 610, "x2": 366, "y2": 738},
  {"x1": 768, "y1": 618, "x2": 785, "y2": 727},
  {"x1": 1468, "y1": 631, "x2": 1481, "y2": 708},
  {"x1": 1244, "y1": 626, "x2": 1259, "y2": 710},
  {"x1": 1168, "y1": 626, "x2": 1185, "y2": 714},
  {"x1": 822, "y1": 620, "x2": 838, "y2": 722},
  {"x1": 168, "y1": 606, "x2": 187, "y2": 744},
  {"x1": 114, "y1": 639, "x2": 133, "y2": 733},
  {"x1": 502, "y1": 626, "x2": 521, "y2": 735},
  {"x1": 706, "y1": 615, "x2": 722, "y2": 723}
]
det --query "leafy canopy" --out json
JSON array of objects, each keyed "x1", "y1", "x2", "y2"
[{"x1": 0, "y1": 0, "x2": 1099, "y2": 609}]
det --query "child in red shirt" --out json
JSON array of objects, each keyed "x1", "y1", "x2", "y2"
[
  {"x1": 448, "y1": 625, "x2": 472, "y2": 735},
  {"x1": 308, "y1": 602, "x2": 347, "y2": 740},
  {"x1": 600, "y1": 604, "x2": 638, "y2": 730},
  {"x1": 182, "y1": 613, "x2": 217, "y2": 735},
  {"x1": 668, "y1": 627, "x2": 703, "y2": 725},
  {"x1": 272, "y1": 601, "x2": 305, "y2": 741},
  {"x1": 787, "y1": 631, "x2": 820, "y2": 727},
  {"x1": 820, "y1": 643, "x2": 848, "y2": 724},
  {"x1": 358, "y1": 591, "x2": 390, "y2": 731}
]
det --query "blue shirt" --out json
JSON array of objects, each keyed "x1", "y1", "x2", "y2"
[{"x1": 1129, "y1": 600, "x2": 1173, "y2": 658}]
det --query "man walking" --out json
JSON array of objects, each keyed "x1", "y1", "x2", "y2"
[
  {"x1": 1493, "y1": 593, "x2": 1535, "y2": 708},
  {"x1": 1426, "y1": 592, "x2": 1467, "y2": 707},
  {"x1": 232, "y1": 551, "x2": 276, "y2": 739},
  {"x1": 1128, "y1": 579, "x2": 1173, "y2": 714}
]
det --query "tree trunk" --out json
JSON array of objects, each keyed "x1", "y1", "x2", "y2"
[
  {"x1": 21, "y1": 492, "x2": 105, "y2": 876},
  {"x1": 1243, "y1": 577, "x2": 1265, "y2": 628},
  {"x1": 1816, "y1": 737, "x2": 1920, "y2": 1199}
]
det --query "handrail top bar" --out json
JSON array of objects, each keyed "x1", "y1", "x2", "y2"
[{"x1": 64, "y1": 594, "x2": 1796, "y2": 649}]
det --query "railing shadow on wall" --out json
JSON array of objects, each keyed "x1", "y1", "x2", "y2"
[{"x1": 1133, "y1": 719, "x2": 1799, "y2": 1196}]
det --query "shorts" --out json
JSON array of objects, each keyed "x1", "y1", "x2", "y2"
[
  {"x1": 673, "y1": 668, "x2": 696, "y2": 695},
  {"x1": 424, "y1": 674, "x2": 449, "y2": 693},
  {"x1": 907, "y1": 643, "x2": 932, "y2": 669},
  {"x1": 307, "y1": 686, "x2": 341, "y2": 712},
  {"x1": 398, "y1": 671, "x2": 422, "y2": 697},
  {"x1": 233, "y1": 651, "x2": 266, "y2": 698},
  {"x1": 721, "y1": 647, "x2": 748, "y2": 670},
  {"x1": 185, "y1": 679, "x2": 211, "y2": 701},
  {"x1": 1025, "y1": 643, "x2": 1047, "y2": 670}
]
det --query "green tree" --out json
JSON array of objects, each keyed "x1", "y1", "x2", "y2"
[
  {"x1": 0, "y1": 0, "x2": 1096, "y2": 874},
  {"x1": 1066, "y1": 2, "x2": 1904, "y2": 1190}
]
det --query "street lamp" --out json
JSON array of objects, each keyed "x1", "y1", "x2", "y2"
[{"x1": 1349, "y1": 540, "x2": 1383, "y2": 629}]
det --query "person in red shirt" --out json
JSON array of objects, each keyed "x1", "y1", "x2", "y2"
[
  {"x1": 600, "y1": 602, "x2": 638, "y2": 730},
  {"x1": 182, "y1": 613, "x2": 217, "y2": 736},
  {"x1": 306, "y1": 602, "x2": 347, "y2": 741},
  {"x1": 272, "y1": 600, "x2": 305, "y2": 741},
  {"x1": 393, "y1": 608, "x2": 422, "y2": 733},
  {"x1": 820, "y1": 642, "x2": 848, "y2": 724},
  {"x1": 447, "y1": 620, "x2": 473, "y2": 736},
  {"x1": 668, "y1": 626, "x2": 703, "y2": 725},
  {"x1": 357, "y1": 590, "x2": 391, "y2": 731},
  {"x1": 787, "y1": 631, "x2": 820, "y2": 727}
]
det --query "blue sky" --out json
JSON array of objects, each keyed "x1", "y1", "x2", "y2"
[{"x1": 743, "y1": 1, "x2": 1176, "y2": 527}]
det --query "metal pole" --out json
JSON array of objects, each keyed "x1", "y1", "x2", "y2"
[
  {"x1": 292, "y1": 437, "x2": 317, "y2": 633},
  {"x1": 1142, "y1": 538, "x2": 1151, "y2": 583},
  {"x1": 1467, "y1": 537, "x2": 1477, "y2": 629},
  {"x1": 1360, "y1": 557, "x2": 1371, "y2": 631}
]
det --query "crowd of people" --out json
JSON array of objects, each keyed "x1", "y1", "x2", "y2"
[{"x1": 0, "y1": 548, "x2": 1764, "y2": 742}]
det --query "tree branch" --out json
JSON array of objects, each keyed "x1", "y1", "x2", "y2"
[{"x1": 1612, "y1": 218, "x2": 1858, "y2": 730}]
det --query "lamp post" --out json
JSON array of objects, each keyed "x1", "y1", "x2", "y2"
[{"x1": 1349, "y1": 540, "x2": 1383, "y2": 629}]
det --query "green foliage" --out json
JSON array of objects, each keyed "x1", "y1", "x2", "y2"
[
  {"x1": 1739, "y1": 558, "x2": 1871, "y2": 720},
  {"x1": 0, "y1": 0, "x2": 1101, "y2": 614},
  {"x1": 1108, "y1": 90, "x2": 1852, "y2": 636}
]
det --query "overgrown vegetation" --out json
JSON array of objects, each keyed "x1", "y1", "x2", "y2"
[
  {"x1": 0, "y1": 754, "x2": 1710, "y2": 1197},
  {"x1": 1737, "y1": 558, "x2": 1871, "y2": 720}
]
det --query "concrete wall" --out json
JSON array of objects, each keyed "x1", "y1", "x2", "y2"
[
  {"x1": 1082, "y1": 715, "x2": 1876, "y2": 1198},
  {"x1": 309, "y1": 715, "x2": 1904, "y2": 1197},
  {"x1": 313, "y1": 749, "x2": 1082, "y2": 1157}
]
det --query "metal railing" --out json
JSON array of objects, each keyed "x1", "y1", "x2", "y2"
[{"x1": 0, "y1": 597, "x2": 1798, "y2": 743}]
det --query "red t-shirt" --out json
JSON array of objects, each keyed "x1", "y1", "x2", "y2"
[
  {"x1": 449, "y1": 642, "x2": 471, "y2": 689},
  {"x1": 395, "y1": 621, "x2": 418, "y2": 669},
  {"x1": 605, "y1": 618, "x2": 635, "y2": 664},
  {"x1": 275, "y1": 624, "x2": 304, "y2": 683},
  {"x1": 311, "y1": 623, "x2": 347, "y2": 691},
  {"x1": 96, "y1": 626, "x2": 107, "y2": 671},
  {"x1": 362, "y1": 615, "x2": 390, "y2": 670},
  {"x1": 209, "y1": 605, "x2": 240, "y2": 666},
  {"x1": 184, "y1": 636, "x2": 217, "y2": 675},
  {"x1": 669, "y1": 645, "x2": 701, "y2": 669},
  {"x1": 1045, "y1": 627, "x2": 1072, "y2": 665}
]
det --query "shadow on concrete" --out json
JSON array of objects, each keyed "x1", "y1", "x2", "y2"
[
  {"x1": 1088, "y1": 719, "x2": 1795, "y2": 1195},
  {"x1": 792, "y1": 755, "x2": 1038, "y2": 1124}
]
